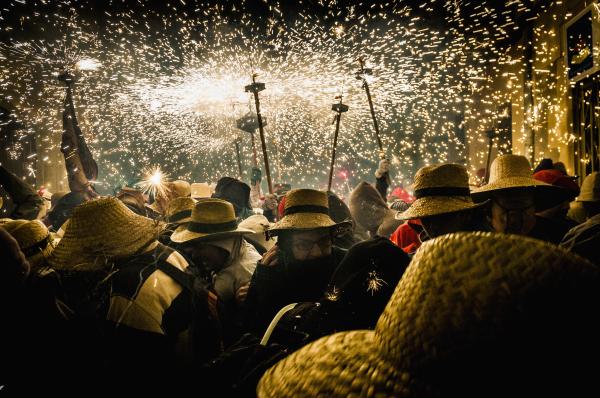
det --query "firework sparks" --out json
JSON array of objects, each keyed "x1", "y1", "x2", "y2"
[
  {"x1": 0, "y1": 0, "x2": 540, "y2": 193},
  {"x1": 137, "y1": 166, "x2": 169, "y2": 198}
]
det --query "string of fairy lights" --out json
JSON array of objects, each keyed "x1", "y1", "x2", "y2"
[{"x1": 0, "y1": 0, "x2": 573, "y2": 196}]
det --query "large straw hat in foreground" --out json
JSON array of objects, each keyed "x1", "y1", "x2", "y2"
[
  {"x1": 396, "y1": 163, "x2": 485, "y2": 221},
  {"x1": 472, "y1": 155, "x2": 572, "y2": 210},
  {"x1": 170, "y1": 198, "x2": 254, "y2": 243},
  {"x1": 257, "y1": 232, "x2": 600, "y2": 397},
  {"x1": 268, "y1": 189, "x2": 352, "y2": 237},
  {"x1": 48, "y1": 197, "x2": 161, "y2": 270}
]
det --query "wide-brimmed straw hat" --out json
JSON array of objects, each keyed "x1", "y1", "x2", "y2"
[
  {"x1": 3, "y1": 219, "x2": 55, "y2": 268},
  {"x1": 396, "y1": 164, "x2": 485, "y2": 221},
  {"x1": 165, "y1": 196, "x2": 196, "y2": 225},
  {"x1": 48, "y1": 197, "x2": 161, "y2": 270},
  {"x1": 170, "y1": 198, "x2": 254, "y2": 244},
  {"x1": 268, "y1": 189, "x2": 352, "y2": 237},
  {"x1": 238, "y1": 214, "x2": 276, "y2": 252},
  {"x1": 257, "y1": 232, "x2": 600, "y2": 397},
  {"x1": 577, "y1": 172, "x2": 600, "y2": 202},
  {"x1": 472, "y1": 155, "x2": 572, "y2": 210}
]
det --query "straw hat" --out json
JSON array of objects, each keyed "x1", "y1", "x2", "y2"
[
  {"x1": 396, "y1": 164, "x2": 484, "y2": 221},
  {"x1": 165, "y1": 196, "x2": 196, "y2": 225},
  {"x1": 48, "y1": 197, "x2": 161, "y2": 270},
  {"x1": 258, "y1": 232, "x2": 600, "y2": 397},
  {"x1": 577, "y1": 172, "x2": 600, "y2": 202},
  {"x1": 239, "y1": 214, "x2": 276, "y2": 252},
  {"x1": 191, "y1": 182, "x2": 213, "y2": 199},
  {"x1": 268, "y1": 189, "x2": 352, "y2": 236},
  {"x1": 3, "y1": 219, "x2": 55, "y2": 268},
  {"x1": 170, "y1": 198, "x2": 254, "y2": 243},
  {"x1": 472, "y1": 155, "x2": 572, "y2": 210},
  {"x1": 169, "y1": 180, "x2": 191, "y2": 198}
]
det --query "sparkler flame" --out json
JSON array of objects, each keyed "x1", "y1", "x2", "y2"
[{"x1": 137, "y1": 166, "x2": 169, "y2": 198}]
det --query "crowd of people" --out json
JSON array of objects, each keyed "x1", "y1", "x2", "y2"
[{"x1": 1, "y1": 102, "x2": 600, "y2": 396}]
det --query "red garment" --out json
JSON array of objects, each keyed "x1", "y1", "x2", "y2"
[
  {"x1": 389, "y1": 219, "x2": 422, "y2": 254},
  {"x1": 388, "y1": 186, "x2": 414, "y2": 203},
  {"x1": 277, "y1": 195, "x2": 286, "y2": 219},
  {"x1": 533, "y1": 169, "x2": 580, "y2": 198}
]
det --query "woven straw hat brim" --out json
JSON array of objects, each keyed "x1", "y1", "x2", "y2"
[
  {"x1": 170, "y1": 224, "x2": 255, "y2": 243},
  {"x1": 257, "y1": 330, "x2": 412, "y2": 398},
  {"x1": 472, "y1": 176, "x2": 552, "y2": 194},
  {"x1": 395, "y1": 196, "x2": 486, "y2": 220},
  {"x1": 48, "y1": 215, "x2": 160, "y2": 270},
  {"x1": 268, "y1": 213, "x2": 352, "y2": 234},
  {"x1": 472, "y1": 181, "x2": 573, "y2": 211}
]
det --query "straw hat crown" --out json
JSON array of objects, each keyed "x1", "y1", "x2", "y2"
[
  {"x1": 166, "y1": 196, "x2": 195, "y2": 224},
  {"x1": 258, "y1": 232, "x2": 600, "y2": 397},
  {"x1": 396, "y1": 164, "x2": 483, "y2": 221},
  {"x1": 413, "y1": 163, "x2": 470, "y2": 191},
  {"x1": 170, "y1": 198, "x2": 254, "y2": 243},
  {"x1": 3, "y1": 219, "x2": 49, "y2": 249},
  {"x1": 578, "y1": 172, "x2": 600, "y2": 202},
  {"x1": 48, "y1": 197, "x2": 160, "y2": 269},
  {"x1": 269, "y1": 189, "x2": 351, "y2": 235}
]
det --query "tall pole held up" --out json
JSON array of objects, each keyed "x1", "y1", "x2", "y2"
[
  {"x1": 328, "y1": 96, "x2": 349, "y2": 192},
  {"x1": 245, "y1": 73, "x2": 273, "y2": 194},
  {"x1": 356, "y1": 57, "x2": 384, "y2": 159}
]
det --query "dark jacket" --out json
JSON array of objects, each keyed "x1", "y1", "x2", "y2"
[
  {"x1": 560, "y1": 214, "x2": 600, "y2": 266},
  {"x1": 243, "y1": 246, "x2": 347, "y2": 335}
]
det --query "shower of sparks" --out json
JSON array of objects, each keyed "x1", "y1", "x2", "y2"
[{"x1": 0, "y1": 0, "x2": 547, "y2": 195}]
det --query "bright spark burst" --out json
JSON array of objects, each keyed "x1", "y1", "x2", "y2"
[
  {"x1": 137, "y1": 166, "x2": 169, "y2": 198},
  {"x1": 75, "y1": 58, "x2": 101, "y2": 71}
]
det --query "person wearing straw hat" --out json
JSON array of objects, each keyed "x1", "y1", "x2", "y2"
[
  {"x1": 171, "y1": 198, "x2": 261, "y2": 345},
  {"x1": 48, "y1": 197, "x2": 221, "y2": 371},
  {"x1": 158, "y1": 196, "x2": 195, "y2": 245},
  {"x1": 3, "y1": 219, "x2": 56, "y2": 272},
  {"x1": 243, "y1": 188, "x2": 351, "y2": 335},
  {"x1": 395, "y1": 164, "x2": 488, "y2": 240},
  {"x1": 472, "y1": 154, "x2": 575, "y2": 244},
  {"x1": 257, "y1": 232, "x2": 600, "y2": 397},
  {"x1": 561, "y1": 172, "x2": 600, "y2": 265}
]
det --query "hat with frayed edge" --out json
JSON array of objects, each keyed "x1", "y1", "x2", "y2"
[{"x1": 48, "y1": 197, "x2": 161, "y2": 270}]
